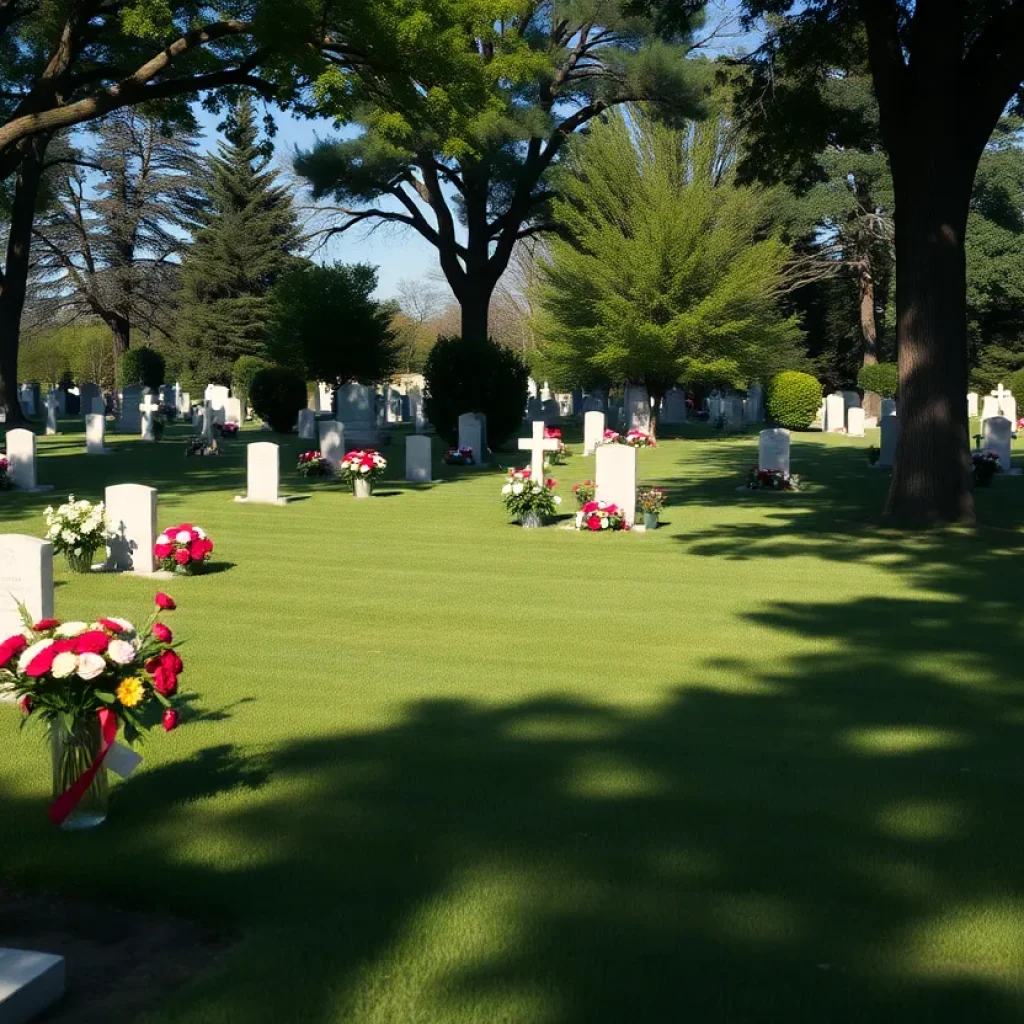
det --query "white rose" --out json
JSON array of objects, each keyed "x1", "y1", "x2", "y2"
[
  {"x1": 18, "y1": 639, "x2": 54, "y2": 673},
  {"x1": 55, "y1": 621, "x2": 88, "y2": 638},
  {"x1": 156, "y1": 534, "x2": 171, "y2": 546},
  {"x1": 61, "y1": 529, "x2": 76, "y2": 545},
  {"x1": 75, "y1": 652, "x2": 106, "y2": 681},
  {"x1": 51, "y1": 651, "x2": 78, "y2": 678},
  {"x1": 107, "y1": 639, "x2": 136, "y2": 665},
  {"x1": 48, "y1": 525, "x2": 60, "y2": 537},
  {"x1": 175, "y1": 530, "x2": 192, "y2": 544},
  {"x1": 512, "y1": 483, "x2": 524, "y2": 495},
  {"x1": 554, "y1": 495, "x2": 562, "y2": 505},
  {"x1": 501, "y1": 484, "x2": 512, "y2": 495}
]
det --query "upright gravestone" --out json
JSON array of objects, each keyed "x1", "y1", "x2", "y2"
[
  {"x1": 555, "y1": 393, "x2": 574, "y2": 417},
  {"x1": 85, "y1": 414, "x2": 111, "y2": 455},
  {"x1": 5, "y1": 429, "x2": 50, "y2": 492},
  {"x1": 744, "y1": 385, "x2": 764, "y2": 424},
  {"x1": 582, "y1": 391, "x2": 606, "y2": 414},
  {"x1": 0, "y1": 536, "x2": 53, "y2": 652},
  {"x1": 841, "y1": 390, "x2": 862, "y2": 414},
  {"x1": 625, "y1": 386, "x2": 652, "y2": 432},
  {"x1": 235, "y1": 442, "x2": 287, "y2": 504},
  {"x1": 119, "y1": 387, "x2": 142, "y2": 433},
  {"x1": 104, "y1": 483, "x2": 157, "y2": 574},
  {"x1": 847, "y1": 407, "x2": 866, "y2": 437},
  {"x1": 79, "y1": 383, "x2": 100, "y2": 420},
  {"x1": 584, "y1": 410, "x2": 606, "y2": 455},
  {"x1": 983, "y1": 416, "x2": 1013, "y2": 473},
  {"x1": 139, "y1": 392, "x2": 159, "y2": 441},
  {"x1": 880, "y1": 398, "x2": 897, "y2": 419},
  {"x1": 90, "y1": 395, "x2": 106, "y2": 417},
  {"x1": 758, "y1": 428, "x2": 790, "y2": 474},
  {"x1": 335, "y1": 383, "x2": 379, "y2": 446},
  {"x1": 318, "y1": 420, "x2": 345, "y2": 472},
  {"x1": 18, "y1": 384, "x2": 38, "y2": 417},
  {"x1": 518, "y1": 421, "x2": 559, "y2": 480},
  {"x1": 661, "y1": 389, "x2": 688, "y2": 424},
  {"x1": 297, "y1": 409, "x2": 316, "y2": 440},
  {"x1": 409, "y1": 392, "x2": 426, "y2": 433},
  {"x1": 596, "y1": 442, "x2": 637, "y2": 527},
  {"x1": 44, "y1": 391, "x2": 59, "y2": 435},
  {"x1": 824, "y1": 393, "x2": 846, "y2": 433},
  {"x1": 205, "y1": 384, "x2": 229, "y2": 420},
  {"x1": 539, "y1": 399, "x2": 560, "y2": 426},
  {"x1": 201, "y1": 401, "x2": 214, "y2": 444},
  {"x1": 405, "y1": 435, "x2": 432, "y2": 483},
  {"x1": 862, "y1": 390, "x2": 882, "y2": 424},
  {"x1": 314, "y1": 382, "x2": 333, "y2": 414},
  {"x1": 723, "y1": 395, "x2": 745, "y2": 431},
  {"x1": 878, "y1": 414, "x2": 899, "y2": 468},
  {"x1": 458, "y1": 412, "x2": 487, "y2": 464},
  {"x1": 158, "y1": 385, "x2": 175, "y2": 408},
  {"x1": 177, "y1": 390, "x2": 191, "y2": 416},
  {"x1": 225, "y1": 397, "x2": 243, "y2": 426},
  {"x1": 967, "y1": 392, "x2": 979, "y2": 419}
]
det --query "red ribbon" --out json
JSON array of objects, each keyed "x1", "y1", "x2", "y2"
[{"x1": 49, "y1": 708, "x2": 118, "y2": 826}]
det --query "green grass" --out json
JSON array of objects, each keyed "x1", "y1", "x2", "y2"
[{"x1": 2, "y1": 417, "x2": 1024, "y2": 1023}]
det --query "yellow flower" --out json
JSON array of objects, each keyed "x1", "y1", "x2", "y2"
[{"x1": 116, "y1": 676, "x2": 145, "y2": 708}]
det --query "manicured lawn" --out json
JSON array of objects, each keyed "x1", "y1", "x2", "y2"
[{"x1": 2, "y1": 418, "x2": 1024, "y2": 1023}]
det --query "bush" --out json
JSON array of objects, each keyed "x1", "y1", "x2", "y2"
[
  {"x1": 857, "y1": 362, "x2": 898, "y2": 399},
  {"x1": 119, "y1": 347, "x2": 165, "y2": 389},
  {"x1": 766, "y1": 371, "x2": 822, "y2": 430},
  {"x1": 231, "y1": 356, "x2": 271, "y2": 409},
  {"x1": 424, "y1": 336, "x2": 529, "y2": 447},
  {"x1": 1004, "y1": 368, "x2": 1024, "y2": 403},
  {"x1": 249, "y1": 366, "x2": 307, "y2": 433}
]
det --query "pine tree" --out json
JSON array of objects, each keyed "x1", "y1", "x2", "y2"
[{"x1": 174, "y1": 96, "x2": 304, "y2": 386}]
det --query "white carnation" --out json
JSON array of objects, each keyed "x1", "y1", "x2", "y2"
[
  {"x1": 75, "y1": 652, "x2": 106, "y2": 681},
  {"x1": 108, "y1": 617, "x2": 135, "y2": 636},
  {"x1": 51, "y1": 651, "x2": 78, "y2": 678},
  {"x1": 175, "y1": 530, "x2": 192, "y2": 544},
  {"x1": 512, "y1": 483, "x2": 524, "y2": 495},
  {"x1": 501, "y1": 484, "x2": 512, "y2": 495},
  {"x1": 55, "y1": 621, "x2": 88, "y2": 638},
  {"x1": 107, "y1": 639, "x2": 136, "y2": 665},
  {"x1": 156, "y1": 534, "x2": 171, "y2": 546}
]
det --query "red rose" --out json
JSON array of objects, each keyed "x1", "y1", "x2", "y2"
[
  {"x1": 152, "y1": 665, "x2": 177, "y2": 696},
  {"x1": 152, "y1": 623, "x2": 172, "y2": 643},
  {"x1": 174, "y1": 549, "x2": 190, "y2": 565},
  {"x1": 155, "y1": 543, "x2": 173, "y2": 559},
  {"x1": 33, "y1": 618, "x2": 60, "y2": 631},
  {"x1": 188, "y1": 540, "x2": 207, "y2": 562},
  {"x1": 201, "y1": 538, "x2": 214, "y2": 556},
  {"x1": 19, "y1": 695, "x2": 31, "y2": 715},
  {"x1": 25, "y1": 644, "x2": 58, "y2": 677},
  {"x1": 587, "y1": 515, "x2": 602, "y2": 531},
  {"x1": 155, "y1": 593, "x2": 176, "y2": 610},
  {"x1": 160, "y1": 649, "x2": 183, "y2": 675},
  {"x1": 97, "y1": 618, "x2": 125, "y2": 633},
  {"x1": 0, "y1": 634, "x2": 27, "y2": 668},
  {"x1": 75, "y1": 630, "x2": 110, "y2": 655},
  {"x1": 162, "y1": 708, "x2": 179, "y2": 731}
]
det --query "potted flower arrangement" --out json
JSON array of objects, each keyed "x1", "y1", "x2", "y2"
[
  {"x1": 297, "y1": 450, "x2": 330, "y2": 477},
  {"x1": 746, "y1": 466, "x2": 801, "y2": 491},
  {"x1": 339, "y1": 449, "x2": 387, "y2": 497},
  {"x1": 622, "y1": 429, "x2": 657, "y2": 448},
  {"x1": 543, "y1": 426, "x2": 569, "y2": 465},
  {"x1": 599, "y1": 429, "x2": 621, "y2": 445},
  {"x1": 637, "y1": 487, "x2": 668, "y2": 530},
  {"x1": 216, "y1": 422, "x2": 239, "y2": 439},
  {"x1": 0, "y1": 591, "x2": 184, "y2": 829},
  {"x1": 155, "y1": 524, "x2": 214, "y2": 574},
  {"x1": 575, "y1": 500, "x2": 626, "y2": 532},
  {"x1": 43, "y1": 496, "x2": 106, "y2": 573},
  {"x1": 443, "y1": 446, "x2": 475, "y2": 465},
  {"x1": 501, "y1": 468, "x2": 562, "y2": 528},
  {"x1": 185, "y1": 437, "x2": 219, "y2": 457},
  {"x1": 0, "y1": 456, "x2": 10, "y2": 490},
  {"x1": 972, "y1": 449, "x2": 1002, "y2": 487},
  {"x1": 572, "y1": 480, "x2": 596, "y2": 509}
]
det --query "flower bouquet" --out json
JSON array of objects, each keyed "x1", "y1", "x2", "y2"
[
  {"x1": 443, "y1": 446, "x2": 475, "y2": 466},
  {"x1": 155, "y1": 524, "x2": 214, "y2": 574},
  {"x1": 637, "y1": 487, "x2": 668, "y2": 529},
  {"x1": 746, "y1": 466, "x2": 801, "y2": 491},
  {"x1": 501, "y1": 468, "x2": 562, "y2": 528},
  {"x1": 0, "y1": 456, "x2": 10, "y2": 490},
  {"x1": 599, "y1": 429, "x2": 621, "y2": 445},
  {"x1": 0, "y1": 592, "x2": 184, "y2": 829},
  {"x1": 215, "y1": 422, "x2": 239, "y2": 439},
  {"x1": 543, "y1": 426, "x2": 569, "y2": 465},
  {"x1": 973, "y1": 449, "x2": 1001, "y2": 487},
  {"x1": 297, "y1": 450, "x2": 330, "y2": 477},
  {"x1": 339, "y1": 449, "x2": 387, "y2": 497},
  {"x1": 44, "y1": 496, "x2": 106, "y2": 573},
  {"x1": 622, "y1": 429, "x2": 656, "y2": 448},
  {"x1": 575, "y1": 500, "x2": 626, "y2": 532},
  {"x1": 572, "y1": 480, "x2": 596, "y2": 509}
]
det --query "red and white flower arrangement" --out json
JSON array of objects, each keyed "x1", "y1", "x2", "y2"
[
  {"x1": 297, "y1": 450, "x2": 330, "y2": 477},
  {"x1": 443, "y1": 446, "x2": 475, "y2": 465},
  {"x1": 599, "y1": 429, "x2": 621, "y2": 445},
  {"x1": 622, "y1": 429, "x2": 656, "y2": 448},
  {"x1": 543, "y1": 426, "x2": 569, "y2": 465},
  {"x1": 501, "y1": 467, "x2": 561, "y2": 524},
  {"x1": 215, "y1": 422, "x2": 239, "y2": 438},
  {"x1": 0, "y1": 592, "x2": 185, "y2": 827},
  {"x1": 574, "y1": 500, "x2": 626, "y2": 532},
  {"x1": 154, "y1": 523, "x2": 214, "y2": 575},
  {"x1": 0, "y1": 456, "x2": 10, "y2": 490},
  {"x1": 572, "y1": 480, "x2": 596, "y2": 508},
  {"x1": 746, "y1": 466, "x2": 800, "y2": 491},
  {"x1": 338, "y1": 449, "x2": 387, "y2": 487}
]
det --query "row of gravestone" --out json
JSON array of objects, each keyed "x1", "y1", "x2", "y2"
[
  {"x1": 311, "y1": 382, "x2": 428, "y2": 435},
  {"x1": 821, "y1": 392, "x2": 895, "y2": 435}
]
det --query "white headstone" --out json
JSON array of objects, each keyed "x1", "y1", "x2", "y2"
[
  {"x1": 5, "y1": 429, "x2": 45, "y2": 491},
  {"x1": 201, "y1": 401, "x2": 214, "y2": 443},
  {"x1": 44, "y1": 391, "x2": 59, "y2": 435},
  {"x1": 405, "y1": 435, "x2": 432, "y2": 483},
  {"x1": 847, "y1": 407, "x2": 866, "y2": 437},
  {"x1": 318, "y1": 420, "x2": 345, "y2": 472},
  {"x1": 595, "y1": 442, "x2": 637, "y2": 527},
  {"x1": 967, "y1": 392, "x2": 979, "y2": 418},
  {"x1": 584, "y1": 410, "x2": 606, "y2": 455},
  {"x1": 458, "y1": 412, "x2": 486, "y2": 464},
  {"x1": 824, "y1": 393, "x2": 846, "y2": 432},
  {"x1": 758, "y1": 428, "x2": 790, "y2": 474},
  {"x1": 518, "y1": 420, "x2": 559, "y2": 480},
  {"x1": 661, "y1": 389, "x2": 688, "y2": 424},
  {"x1": 205, "y1": 383, "x2": 229, "y2": 413},
  {"x1": 878, "y1": 414, "x2": 899, "y2": 468},
  {"x1": 540, "y1": 382, "x2": 553, "y2": 402},
  {"x1": 297, "y1": 409, "x2": 316, "y2": 440},
  {"x1": 85, "y1": 414, "x2": 110, "y2": 455},
  {"x1": 0, "y1": 536, "x2": 53, "y2": 647},
  {"x1": 236, "y1": 442, "x2": 284, "y2": 504},
  {"x1": 18, "y1": 385, "x2": 36, "y2": 416},
  {"x1": 79, "y1": 383, "x2": 100, "y2": 419},
  {"x1": 104, "y1": 483, "x2": 157, "y2": 574},
  {"x1": 139, "y1": 391, "x2": 159, "y2": 441},
  {"x1": 983, "y1": 416, "x2": 1013, "y2": 472},
  {"x1": 225, "y1": 397, "x2": 243, "y2": 426},
  {"x1": 177, "y1": 391, "x2": 191, "y2": 416}
]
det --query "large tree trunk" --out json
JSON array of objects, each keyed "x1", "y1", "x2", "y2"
[
  {"x1": 460, "y1": 282, "x2": 493, "y2": 344},
  {"x1": 858, "y1": 261, "x2": 878, "y2": 366},
  {"x1": 0, "y1": 135, "x2": 50, "y2": 423},
  {"x1": 883, "y1": 166, "x2": 975, "y2": 525}
]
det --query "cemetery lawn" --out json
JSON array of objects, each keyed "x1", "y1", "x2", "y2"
[{"x1": 3, "y1": 420, "x2": 1024, "y2": 1023}]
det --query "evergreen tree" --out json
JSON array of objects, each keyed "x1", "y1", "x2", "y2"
[{"x1": 174, "y1": 96, "x2": 304, "y2": 386}]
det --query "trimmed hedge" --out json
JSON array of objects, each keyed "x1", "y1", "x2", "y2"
[
  {"x1": 119, "y1": 347, "x2": 165, "y2": 389},
  {"x1": 766, "y1": 371, "x2": 822, "y2": 430},
  {"x1": 857, "y1": 362, "x2": 898, "y2": 399},
  {"x1": 249, "y1": 366, "x2": 307, "y2": 433},
  {"x1": 232, "y1": 356, "x2": 271, "y2": 409}
]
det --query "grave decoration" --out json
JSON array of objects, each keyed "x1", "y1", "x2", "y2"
[
  {"x1": 501, "y1": 468, "x2": 561, "y2": 528},
  {"x1": 185, "y1": 437, "x2": 219, "y2": 457},
  {"x1": 43, "y1": 497, "x2": 106, "y2": 573},
  {"x1": 0, "y1": 592, "x2": 185, "y2": 829},
  {"x1": 339, "y1": 449, "x2": 387, "y2": 498},
  {"x1": 154, "y1": 524, "x2": 214, "y2": 575},
  {"x1": 443, "y1": 446, "x2": 475, "y2": 465},
  {"x1": 637, "y1": 487, "x2": 668, "y2": 530},
  {"x1": 0, "y1": 456, "x2": 10, "y2": 490},
  {"x1": 215, "y1": 422, "x2": 239, "y2": 439},
  {"x1": 972, "y1": 450, "x2": 1001, "y2": 487},
  {"x1": 574, "y1": 500, "x2": 626, "y2": 532},
  {"x1": 543, "y1": 426, "x2": 569, "y2": 465},
  {"x1": 572, "y1": 480, "x2": 596, "y2": 509},
  {"x1": 746, "y1": 466, "x2": 801, "y2": 491},
  {"x1": 297, "y1": 450, "x2": 330, "y2": 477},
  {"x1": 600, "y1": 429, "x2": 621, "y2": 445},
  {"x1": 621, "y1": 429, "x2": 657, "y2": 448}
]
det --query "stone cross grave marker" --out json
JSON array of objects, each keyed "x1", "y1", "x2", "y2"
[
  {"x1": 139, "y1": 392, "x2": 159, "y2": 441},
  {"x1": 518, "y1": 420, "x2": 559, "y2": 480}
]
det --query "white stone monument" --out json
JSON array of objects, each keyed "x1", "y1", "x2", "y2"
[
  {"x1": 983, "y1": 416, "x2": 1014, "y2": 473},
  {"x1": 584, "y1": 410, "x2": 606, "y2": 455},
  {"x1": 595, "y1": 443, "x2": 637, "y2": 527},
  {"x1": 297, "y1": 409, "x2": 316, "y2": 440},
  {"x1": 968, "y1": 392, "x2": 979, "y2": 418},
  {"x1": 139, "y1": 391, "x2": 159, "y2": 441},
  {"x1": 177, "y1": 391, "x2": 191, "y2": 416},
  {"x1": 824, "y1": 393, "x2": 846, "y2": 432},
  {"x1": 878, "y1": 414, "x2": 899, "y2": 468},
  {"x1": 85, "y1": 414, "x2": 111, "y2": 455},
  {"x1": 847, "y1": 407, "x2": 866, "y2": 437},
  {"x1": 758, "y1": 428, "x2": 790, "y2": 474},
  {"x1": 518, "y1": 421, "x2": 559, "y2": 480},
  {"x1": 0, "y1": 536, "x2": 53, "y2": 651},
  {"x1": 409, "y1": 392, "x2": 426, "y2": 433},
  {"x1": 235, "y1": 442, "x2": 288, "y2": 504},
  {"x1": 225, "y1": 396, "x2": 243, "y2": 425},
  {"x1": 0, "y1": 947, "x2": 65, "y2": 1019},
  {"x1": 200, "y1": 401, "x2": 214, "y2": 443},
  {"x1": 318, "y1": 420, "x2": 345, "y2": 472},
  {"x1": 458, "y1": 412, "x2": 487, "y2": 464},
  {"x1": 43, "y1": 391, "x2": 59, "y2": 435},
  {"x1": 5, "y1": 429, "x2": 50, "y2": 492},
  {"x1": 104, "y1": 483, "x2": 158, "y2": 574},
  {"x1": 405, "y1": 435, "x2": 432, "y2": 483},
  {"x1": 625, "y1": 385, "x2": 651, "y2": 432}
]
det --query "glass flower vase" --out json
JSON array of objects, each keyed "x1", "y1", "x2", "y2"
[
  {"x1": 65, "y1": 547, "x2": 98, "y2": 574},
  {"x1": 50, "y1": 715, "x2": 109, "y2": 830},
  {"x1": 521, "y1": 511, "x2": 543, "y2": 529}
]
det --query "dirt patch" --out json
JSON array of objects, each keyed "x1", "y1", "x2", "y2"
[{"x1": 0, "y1": 885, "x2": 231, "y2": 1023}]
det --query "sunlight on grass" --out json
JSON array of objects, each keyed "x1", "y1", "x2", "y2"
[
  {"x1": 842, "y1": 726, "x2": 968, "y2": 756},
  {"x1": 874, "y1": 800, "x2": 969, "y2": 842}
]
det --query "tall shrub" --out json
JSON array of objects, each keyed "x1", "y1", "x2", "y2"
[{"x1": 766, "y1": 371, "x2": 822, "y2": 429}]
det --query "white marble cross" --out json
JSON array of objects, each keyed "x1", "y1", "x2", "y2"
[
  {"x1": 991, "y1": 382, "x2": 1012, "y2": 406},
  {"x1": 139, "y1": 393, "x2": 160, "y2": 441},
  {"x1": 518, "y1": 420, "x2": 559, "y2": 480}
]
